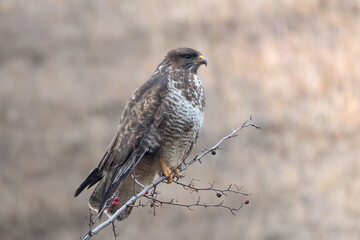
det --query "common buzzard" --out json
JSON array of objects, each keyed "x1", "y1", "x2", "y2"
[{"x1": 74, "y1": 47, "x2": 207, "y2": 220}]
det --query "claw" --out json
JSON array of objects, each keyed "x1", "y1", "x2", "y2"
[
  {"x1": 160, "y1": 158, "x2": 174, "y2": 183},
  {"x1": 174, "y1": 168, "x2": 180, "y2": 178}
]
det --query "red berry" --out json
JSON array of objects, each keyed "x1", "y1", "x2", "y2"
[
  {"x1": 114, "y1": 196, "x2": 120, "y2": 202},
  {"x1": 145, "y1": 191, "x2": 148, "y2": 194},
  {"x1": 112, "y1": 201, "x2": 117, "y2": 206},
  {"x1": 245, "y1": 200, "x2": 249, "y2": 205}
]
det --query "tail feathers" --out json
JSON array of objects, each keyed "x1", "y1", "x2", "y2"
[
  {"x1": 89, "y1": 176, "x2": 134, "y2": 221},
  {"x1": 74, "y1": 168, "x2": 102, "y2": 197},
  {"x1": 88, "y1": 178, "x2": 106, "y2": 213},
  {"x1": 98, "y1": 148, "x2": 148, "y2": 214}
]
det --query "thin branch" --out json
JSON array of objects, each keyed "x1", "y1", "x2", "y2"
[
  {"x1": 144, "y1": 195, "x2": 244, "y2": 215},
  {"x1": 173, "y1": 179, "x2": 250, "y2": 197},
  {"x1": 180, "y1": 115, "x2": 262, "y2": 171},
  {"x1": 111, "y1": 222, "x2": 119, "y2": 240}
]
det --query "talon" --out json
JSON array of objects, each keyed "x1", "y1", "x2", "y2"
[
  {"x1": 174, "y1": 168, "x2": 180, "y2": 178},
  {"x1": 160, "y1": 158, "x2": 174, "y2": 183},
  {"x1": 168, "y1": 172, "x2": 174, "y2": 183}
]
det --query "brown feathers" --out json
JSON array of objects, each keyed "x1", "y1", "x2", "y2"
[{"x1": 75, "y1": 48, "x2": 207, "y2": 220}]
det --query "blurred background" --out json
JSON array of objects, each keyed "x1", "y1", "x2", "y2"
[{"x1": 1, "y1": 0, "x2": 359, "y2": 239}]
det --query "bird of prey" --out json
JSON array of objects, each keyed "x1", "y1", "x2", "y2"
[{"x1": 74, "y1": 47, "x2": 207, "y2": 220}]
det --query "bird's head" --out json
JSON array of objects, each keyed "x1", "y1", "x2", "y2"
[{"x1": 163, "y1": 47, "x2": 207, "y2": 73}]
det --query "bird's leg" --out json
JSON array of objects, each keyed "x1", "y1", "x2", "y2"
[{"x1": 160, "y1": 158, "x2": 174, "y2": 183}]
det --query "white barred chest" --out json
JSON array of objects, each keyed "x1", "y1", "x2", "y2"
[
  {"x1": 159, "y1": 73, "x2": 205, "y2": 163},
  {"x1": 166, "y1": 74, "x2": 204, "y2": 132}
]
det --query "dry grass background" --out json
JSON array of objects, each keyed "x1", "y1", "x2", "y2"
[{"x1": 1, "y1": 0, "x2": 359, "y2": 239}]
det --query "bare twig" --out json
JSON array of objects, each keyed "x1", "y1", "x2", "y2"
[
  {"x1": 173, "y1": 179, "x2": 250, "y2": 197},
  {"x1": 80, "y1": 116, "x2": 260, "y2": 240},
  {"x1": 111, "y1": 222, "x2": 119, "y2": 239},
  {"x1": 180, "y1": 115, "x2": 262, "y2": 170},
  {"x1": 144, "y1": 195, "x2": 244, "y2": 215}
]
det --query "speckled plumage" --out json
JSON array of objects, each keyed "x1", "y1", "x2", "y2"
[{"x1": 74, "y1": 48, "x2": 207, "y2": 220}]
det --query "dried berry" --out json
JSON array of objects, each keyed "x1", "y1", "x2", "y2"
[
  {"x1": 211, "y1": 150, "x2": 216, "y2": 155},
  {"x1": 216, "y1": 193, "x2": 222, "y2": 198},
  {"x1": 114, "y1": 196, "x2": 120, "y2": 202},
  {"x1": 245, "y1": 200, "x2": 249, "y2": 205},
  {"x1": 150, "y1": 203, "x2": 154, "y2": 208}
]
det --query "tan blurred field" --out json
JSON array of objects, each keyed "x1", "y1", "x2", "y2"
[{"x1": 1, "y1": 0, "x2": 359, "y2": 239}]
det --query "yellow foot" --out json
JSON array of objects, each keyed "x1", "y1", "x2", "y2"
[{"x1": 160, "y1": 159, "x2": 180, "y2": 183}]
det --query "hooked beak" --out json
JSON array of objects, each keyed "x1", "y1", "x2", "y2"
[{"x1": 194, "y1": 55, "x2": 207, "y2": 66}]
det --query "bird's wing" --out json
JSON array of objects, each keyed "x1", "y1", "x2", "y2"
[
  {"x1": 100, "y1": 73, "x2": 169, "y2": 170},
  {"x1": 74, "y1": 74, "x2": 169, "y2": 211}
]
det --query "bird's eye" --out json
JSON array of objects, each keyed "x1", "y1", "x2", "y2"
[{"x1": 183, "y1": 54, "x2": 192, "y2": 59}]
